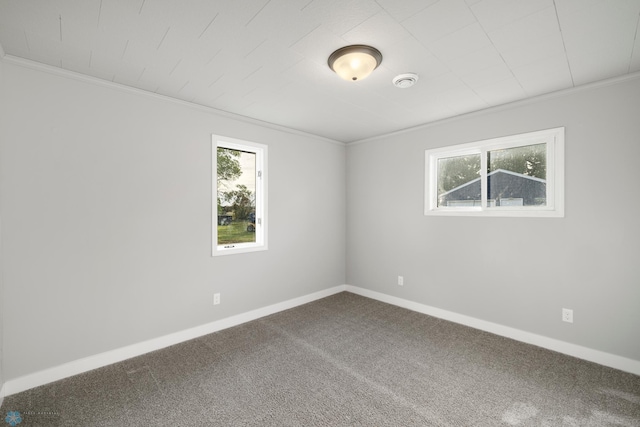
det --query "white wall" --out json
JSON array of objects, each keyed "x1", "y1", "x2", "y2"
[
  {"x1": 1, "y1": 53, "x2": 639, "y2": 390},
  {"x1": 0, "y1": 59, "x2": 346, "y2": 381},
  {"x1": 347, "y1": 75, "x2": 640, "y2": 363},
  {"x1": 0, "y1": 48, "x2": 5, "y2": 402}
]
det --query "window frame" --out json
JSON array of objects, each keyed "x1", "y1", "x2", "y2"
[
  {"x1": 212, "y1": 135, "x2": 268, "y2": 256},
  {"x1": 424, "y1": 127, "x2": 564, "y2": 217}
]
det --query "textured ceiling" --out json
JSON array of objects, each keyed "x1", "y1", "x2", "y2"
[{"x1": 1, "y1": 0, "x2": 639, "y2": 143}]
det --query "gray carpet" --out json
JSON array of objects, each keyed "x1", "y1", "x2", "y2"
[{"x1": 2, "y1": 292, "x2": 639, "y2": 426}]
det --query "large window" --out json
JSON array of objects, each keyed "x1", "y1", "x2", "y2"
[
  {"x1": 213, "y1": 135, "x2": 267, "y2": 256},
  {"x1": 425, "y1": 127, "x2": 564, "y2": 217}
]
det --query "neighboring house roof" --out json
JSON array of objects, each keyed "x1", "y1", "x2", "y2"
[
  {"x1": 439, "y1": 169, "x2": 546, "y2": 204},
  {"x1": 440, "y1": 169, "x2": 545, "y2": 197}
]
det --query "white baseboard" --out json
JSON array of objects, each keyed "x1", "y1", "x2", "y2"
[
  {"x1": 3, "y1": 285, "x2": 348, "y2": 396},
  {"x1": 345, "y1": 285, "x2": 640, "y2": 376},
  {"x1": 4, "y1": 284, "x2": 638, "y2": 397},
  {"x1": 0, "y1": 381, "x2": 5, "y2": 409}
]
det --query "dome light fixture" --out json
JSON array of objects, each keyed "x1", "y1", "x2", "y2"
[{"x1": 328, "y1": 45, "x2": 382, "y2": 82}]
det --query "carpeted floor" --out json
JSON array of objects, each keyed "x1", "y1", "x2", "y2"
[{"x1": 2, "y1": 292, "x2": 639, "y2": 426}]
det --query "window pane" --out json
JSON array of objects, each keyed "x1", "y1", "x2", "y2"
[
  {"x1": 487, "y1": 143, "x2": 546, "y2": 207},
  {"x1": 217, "y1": 148, "x2": 256, "y2": 246},
  {"x1": 425, "y1": 127, "x2": 563, "y2": 217},
  {"x1": 437, "y1": 154, "x2": 481, "y2": 207}
]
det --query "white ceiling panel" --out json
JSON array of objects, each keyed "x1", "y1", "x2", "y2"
[
  {"x1": 382, "y1": 36, "x2": 449, "y2": 78},
  {"x1": 342, "y1": 11, "x2": 410, "y2": 48},
  {"x1": 419, "y1": 72, "x2": 467, "y2": 97},
  {"x1": 105, "y1": 5, "x2": 169, "y2": 47},
  {"x1": 445, "y1": 45, "x2": 505, "y2": 77},
  {"x1": 375, "y1": 0, "x2": 438, "y2": 22},
  {"x1": 499, "y1": 32, "x2": 566, "y2": 70},
  {"x1": 512, "y1": 54, "x2": 574, "y2": 97},
  {"x1": 74, "y1": 63, "x2": 115, "y2": 83},
  {"x1": 89, "y1": 31, "x2": 129, "y2": 61},
  {"x1": 178, "y1": 81, "x2": 213, "y2": 104},
  {"x1": 244, "y1": 0, "x2": 321, "y2": 47},
  {"x1": 566, "y1": 36, "x2": 636, "y2": 85},
  {"x1": 59, "y1": 2, "x2": 101, "y2": 45},
  {"x1": 61, "y1": 43, "x2": 91, "y2": 70},
  {"x1": 0, "y1": 25, "x2": 29, "y2": 53},
  {"x1": 436, "y1": 84, "x2": 489, "y2": 115},
  {"x1": 244, "y1": 40, "x2": 304, "y2": 73},
  {"x1": 557, "y1": 0, "x2": 640, "y2": 34},
  {"x1": 112, "y1": 63, "x2": 147, "y2": 88},
  {"x1": 460, "y1": 62, "x2": 514, "y2": 89},
  {"x1": 210, "y1": 92, "x2": 255, "y2": 113},
  {"x1": 289, "y1": 25, "x2": 346, "y2": 67},
  {"x1": 120, "y1": 38, "x2": 163, "y2": 71},
  {"x1": 474, "y1": 77, "x2": 527, "y2": 105},
  {"x1": 24, "y1": 30, "x2": 62, "y2": 61},
  {"x1": 1, "y1": 0, "x2": 639, "y2": 142},
  {"x1": 470, "y1": 0, "x2": 554, "y2": 33},
  {"x1": 301, "y1": 0, "x2": 381, "y2": 36},
  {"x1": 486, "y1": 6, "x2": 560, "y2": 52},
  {"x1": 402, "y1": 0, "x2": 477, "y2": 45},
  {"x1": 553, "y1": 0, "x2": 601, "y2": 17},
  {"x1": 427, "y1": 23, "x2": 493, "y2": 63},
  {"x1": 97, "y1": 0, "x2": 145, "y2": 33},
  {"x1": 3, "y1": 2, "x2": 59, "y2": 39},
  {"x1": 87, "y1": 50, "x2": 121, "y2": 79},
  {"x1": 631, "y1": 41, "x2": 640, "y2": 72},
  {"x1": 243, "y1": 75, "x2": 292, "y2": 106},
  {"x1": 381, "y1": 83, "x2": 448, "y2": 111},
  {"x1": 278, "y1": 51, "x2": 333, "y2": 83}
]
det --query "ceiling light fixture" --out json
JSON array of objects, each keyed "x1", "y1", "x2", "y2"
[{"x1": 328, "y1": 45, "x2": 382, "y2": 82}]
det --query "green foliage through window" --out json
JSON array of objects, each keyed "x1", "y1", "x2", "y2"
[
  {"x1": 437, "y1": 154, "x2": 481, "y2": 194},
  {"x1": 425, "y1": 127, "x2": 564, "y2": 217},
  {"x1": 488, "y1": 143, "x2": 546, "y2": 179},
  {"x1": 213, "y1": 136, "x2": 267, "y2": 255}
]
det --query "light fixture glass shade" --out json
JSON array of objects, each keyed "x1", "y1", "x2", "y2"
[{"x1": 328, "y1": 45, "x2": 382, "y2": 81}]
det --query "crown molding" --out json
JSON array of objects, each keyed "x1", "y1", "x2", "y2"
[
  {"x1": 8, "y1": 51, "x2": 638, "y2": 148},
  {"x1": 351, "y1": 71, "x2": 640, "y2": 146},
  {"x1": 2, "y1": 54, "x2": 345, "y2": 147}
]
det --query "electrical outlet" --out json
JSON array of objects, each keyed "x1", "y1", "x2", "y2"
[
  {"x1": 213, "y1": 293, "x2": 220, "y2": 305},
  {"x1": 562, "y1": 308, "x2": 573, "y2": 323},
  {"x1": 398, "y1": 276, "x2": 404, "y2": 286}
]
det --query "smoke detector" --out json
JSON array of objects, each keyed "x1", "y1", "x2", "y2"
[{"x1": 392, "y1": 73, "x2": 419, "y2": 88}]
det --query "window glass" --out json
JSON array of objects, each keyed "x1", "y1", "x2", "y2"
[
  {"x1": 425, "y1": 127, "x2": 564, "y2": 217},
  {"x1": 487, "y1": 143, "x2": 547, "y2": 207},
  {"x1": 437, "y1": 154, "x2": 481, "y2": 207},
  {"x1": 217, "y1": 148, "x2": 257, "y2": 246},
  {"x1": 213, "y1": 136, "x2": 267, "y2": 256}
]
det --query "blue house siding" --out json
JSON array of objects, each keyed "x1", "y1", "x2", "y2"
[{"x1": 439, "y1": 169, "x2": 546, "y2": 207}]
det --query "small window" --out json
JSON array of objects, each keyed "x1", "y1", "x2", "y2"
[
  {"x1": 213, "y1": 135, "x2": 267, "y2": 256},
  {"x1": 425, "y1": 127, "x2": 564, "y2": 217}
]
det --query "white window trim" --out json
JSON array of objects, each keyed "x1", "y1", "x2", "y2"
[
  {"x1": 424, "y1": 127, "x2": 564, "y2": 217},
  {"x1": 212, "y1": 135, "x2": 268, "y2": 256}
]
